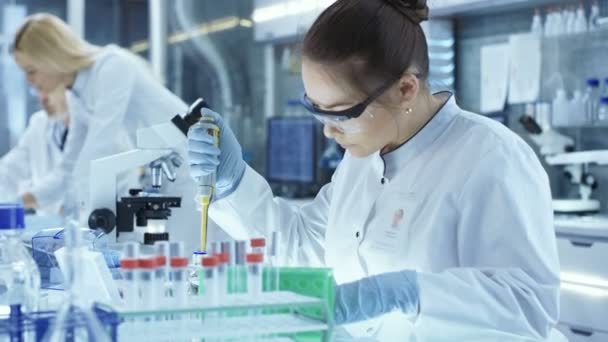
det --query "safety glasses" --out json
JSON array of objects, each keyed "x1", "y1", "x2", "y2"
[{"x1": 300, "y1": 76, "x2": 399, "y2": 133}]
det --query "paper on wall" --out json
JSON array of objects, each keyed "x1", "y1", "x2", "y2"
[
  {"x1": 480, "y1": 43, "x2": 509, "y2": 113},
  {"x1": 507, "y1": 33, "x2": 541, "y2": 104}
]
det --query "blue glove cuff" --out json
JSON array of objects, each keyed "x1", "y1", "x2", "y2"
[{"x1": 335, "y1": 270, "x2": 419, "y2": 325}]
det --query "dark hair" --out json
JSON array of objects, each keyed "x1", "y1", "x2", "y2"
[{"x1": 303, "y1": 0, "x2": 429, "y2": 97}]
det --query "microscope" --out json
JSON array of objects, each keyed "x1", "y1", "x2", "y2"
[
  {"x1": 520, "y1": 112, "x2": 608, "y2": 214},
  {"x1": 87, "y1": 99, "x2": 209, "y2": 245}
]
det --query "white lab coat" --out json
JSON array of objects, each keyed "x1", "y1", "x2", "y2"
[
  {"x1": 210, "y1": 94, "x2": 565, "y2": 341},
  {"x1": 0, "y1": 111, "x2": 64, "y2": 215},
  {"x1": 27, "y1": 45, "x2": 201, "y2": 250}
]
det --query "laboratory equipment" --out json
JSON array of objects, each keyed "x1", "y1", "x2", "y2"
[
  {"x1": 519, "y1": 109, "x2": 575, "y2": 156},
  {"x1": 155, "y1": 241, "x2": 170, "y2": 289},
  {"x1": 568, "y1": 90, "x2": 585, "y2": 126},
  {"x1": 43, "y1": 215, "x2": 112, "y2": 342},
  {"x1": 120, "y1": 242, "x2": 140, "y2": 311},
  {"x1": 575, "y1": 4, "x2": 588, "y2": 33},
  {"x1": 0, "y1": 204, "x2": 40, "y2": 313},
  {"x1": 565, "y1": 6, "x2": 575, "y2": 35},
  {"x1": 192, "y1": 106, "x2": 221, "y2": 254},
  {"x1": 517, "y1": 111, "x2": 608, "y2": 214},
  {"x1": 552, "y1": 89, "x2": 569, "y2": 127},
  {"x1": 88, "y1": 98, "x2": 208, "y2": 245},
  {"x1": 589, "y1": 1, "x2": 600, "y2": 30},
  {"x1": 215, "y1": 253, "x2": 229, "y2": 298},
  {"x1": 268, "y1": 231, "x2": 281, "y2": 292},
  {"x1": 0, "y1": 305, "x2": 120, "y2": 342},
  {"x1": 598, "y1": 97, "x2": 608, "y2": 124},
  {"x1": 545, "y1": 150, "x2": 608, "y2": 213},
  {"x1": 583, "y1": 78, "x2": 601, "y2": 124},
  {"x1": 199, "y1": 256, "x2": 219, "y2": 306},
  {"x1": 138, "y1": 257, "x2": 160, "y2": 310},
  {"x1": 115, "y1": 267, "x2": 335, "y2": 341},
  {"x1": 246, "y1": 253, "x2": 264, "y2": 297},
  {"x1": 531, "y1": 9, "x2": 543, "y2": 35},
  {"x1": 169, "y1": 241, "x2": 189, "y2": 307},
  {"x1": 234, "y1": 240, "x2": 247, "y2": 294},
  {"x1": 267, "y1": 117, "x2": 318, "y2": 197}
]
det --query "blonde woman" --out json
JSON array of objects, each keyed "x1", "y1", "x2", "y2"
[{"x1": 12, "y1": 14, "x2": 199, "y2": 246}]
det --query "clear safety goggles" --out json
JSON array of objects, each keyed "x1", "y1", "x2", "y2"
[{"x1": 300, "y1": 77, "x2": 400, "y2": 133}]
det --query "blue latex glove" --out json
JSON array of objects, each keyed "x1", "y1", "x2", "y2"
[
  {"x1": 187, "y1": 108, "x2": 246, "y2": 200},
  {"x1": 334, "y1": 270, "x2": 419, "y2": 325}
]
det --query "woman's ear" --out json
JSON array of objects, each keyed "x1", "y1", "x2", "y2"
[{"x1": 397, "y1": 73, "x2": 420, "y2": 105}]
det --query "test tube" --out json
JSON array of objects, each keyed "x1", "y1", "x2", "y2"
[
  {"x1": 201, "y1": 256, "x2": 219, "y2": 306},
  {"x1": 220, "y1": 241, "x2": 233, "y2": 263},
  {"x1": 139, "y1": 257, "x2": 159, "y2": 310},
  {"x1": 209, "y1": 241, "x2": 220, "y2": 255},
  {"x1": 214, "y1": 253, "x2": 229, "y2": 299},
  {"x1": 155, "y1": 241, "x2": 170, "y2": 296},
  {"x1": 269, "y1": 231, "x2": 280, "y2": 292},
  {"x1": 246, "y1": 253, "x2": 264, "y2": 297},
  {"x1": 119, "y1": 258, "x2": 139, "y2": 310},
  {"x1": 169, "y1": 242, "x2": 189, "y2": 308},
  {"x1": 234, "y1": 241, "x2": 247, "y2": 294}
]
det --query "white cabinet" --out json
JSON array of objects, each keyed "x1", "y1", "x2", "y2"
[{"x1": 555, "y1": 216, "x2": 608, "y2": 336}]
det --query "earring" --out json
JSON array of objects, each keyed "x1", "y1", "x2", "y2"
[{"x1": 405, "y1": 108, "x2": 413, "y2": 114}]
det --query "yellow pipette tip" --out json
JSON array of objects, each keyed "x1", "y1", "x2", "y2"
[{"x1": 200, "y1": 196, "x2": 211, "y2": 252}]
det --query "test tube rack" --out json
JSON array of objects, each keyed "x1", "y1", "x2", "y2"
[{"x1": 117, "y1": 267, "x2": 335, "y2": 342}]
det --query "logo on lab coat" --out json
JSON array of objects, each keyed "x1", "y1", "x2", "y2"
[{"x1": 391, "y1": 209, "x2": 404, "y2": 229}]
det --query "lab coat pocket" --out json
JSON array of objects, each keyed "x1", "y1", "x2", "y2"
[{"x1": 360, "y1": 192, "x2": 417, "y2": 274}]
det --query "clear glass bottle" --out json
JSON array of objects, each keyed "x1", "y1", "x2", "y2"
[
  {"x1": 583, "y1": 78, "x2": 600, "y2": 124},
  {"x1": 597, "y1": 97, "x2": 608, "y2": 125},
  {"x1": 0, "y1": 204, "x2": 40, "y2": 313}
]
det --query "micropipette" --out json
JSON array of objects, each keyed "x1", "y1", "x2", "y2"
[{"x1": 193, "y1": 114, "x2": 220, "y2": 253}]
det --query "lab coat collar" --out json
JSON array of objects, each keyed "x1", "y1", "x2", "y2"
[
  {"x1": 372, "y1": 92, "x2": 458, "y2": 178},
  {"x1": 70, "y1": 66, "x2": 92, "y2": 98}
]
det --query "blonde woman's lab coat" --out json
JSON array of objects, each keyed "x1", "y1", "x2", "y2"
[
  {"x1": 0, "y1": 111, "x2": 64, "y2": 215},
  {"x1": 209, "y1": 94, "x2": 566, "y2": 341},
  {"x1": 23, "y1": 45, "x2": 201, "y2": 251}
]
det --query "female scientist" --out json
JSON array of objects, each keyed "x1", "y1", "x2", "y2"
[
  {"x1": 12, "y1": 13, "x2": 188, "y2": 209},
  {"x1": 0, "y1": 91, "x2": 68, "y2": 215},
  {"x1": 189, "y1": 0, "x2": 563, "y2": 340}
]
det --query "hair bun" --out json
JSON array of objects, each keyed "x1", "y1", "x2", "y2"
[{"x1": 384, "y1": 0, "x2": 429, "y2": 24}]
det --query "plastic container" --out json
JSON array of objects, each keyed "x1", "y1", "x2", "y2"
[
  {"x1": 589, "y1": 1, "x2": 600, "y2": 31},
  {"x1": 583, "y1": 78, "x2": 601, "y2": 124},
  {"x1": 597, "y1": 97, "x2": 608, "y2": 125},
  {"x1": 569, "y1": 90, "x2": 586, "y2": 126},
  {"x1": 0, "y1": 204, "x2": 40, "y2": 313},
  {"x1": 552, "y1": 89, "x2": 570, "y2": 126},
  {"x1": 531, "y1": 9, "x2": 543, "y2": 35}
]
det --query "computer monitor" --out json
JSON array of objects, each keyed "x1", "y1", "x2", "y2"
[{"x1": 266, "y1": 117, "x2": 317, "y2": 184}]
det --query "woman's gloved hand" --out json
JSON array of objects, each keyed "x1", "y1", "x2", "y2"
[
  {"x1": 187, "y1": 108, "x2": 246, "y2": 200},
  {"x1": 334, "y1": 270, "x2": 419, "y2": 325}
]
